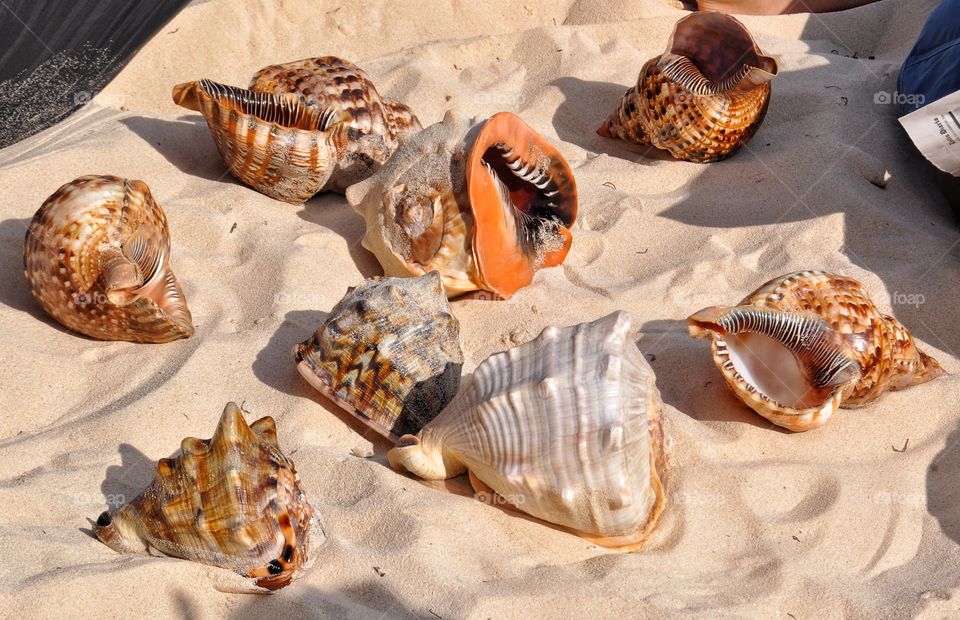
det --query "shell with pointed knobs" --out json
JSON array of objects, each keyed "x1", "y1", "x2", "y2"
[
  {"x1": 388, "y1": 311, "x2": 666, "y2": 548},
  {"x1": 93, "y1": 403, "x2": 323, "y2": 590},
  {"x1": 23, "y1": 175, "x2": 193, "y2": 343},
  {"x1": 598, "y1": 13, "x2": 778, "y2": 162},
  {"x1": 687, "y1": 271, "x2": 946, "y2": 431},
  {"x1": 346, "y1": 110, "x2": 578, "y2": 299},
  {"x1": 294, "y1": 272, "x2": 464, "y2": 441}
]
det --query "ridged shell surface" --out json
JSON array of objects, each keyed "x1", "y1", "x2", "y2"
[
  {"x1": 687, "y1": 270, "x2": 946, "y2": 431},
  {"x1": 598, "y1": 13, "x2": 778, "y2": 162},
  {"x1": 345, "y1": 110, "x2": 578, "y2": 299},
  {"x1": 387, "y1": 311, "x2": 666, "y2": 548},
  {"x1": 294, "y1": 272, "x2": 464, "y2": 440},
  {"x1": 93, "y1": 403, "x2": 323, "y2": 590},
  {"x1": 23, "y1": 175, "x2": 193, "y2": 343}
]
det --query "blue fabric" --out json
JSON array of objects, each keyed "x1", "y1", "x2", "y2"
[{"x1": 898, "y1": 0, "x2": 960, "y2": 112}]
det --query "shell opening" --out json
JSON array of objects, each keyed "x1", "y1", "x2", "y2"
[
  {"x1": 668, "y1": 13, "x2": 774, "y2": 83},
  {"x1": 195, "y1": 79, "x2": 336, "y2": 131},
  {"x1": 691, "y1": 307, "x2": 860, "y2": 411}
]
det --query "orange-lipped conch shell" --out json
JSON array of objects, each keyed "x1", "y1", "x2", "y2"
[
  {"x1": 294, "y1": 272, "x2": 464, "y2": 441},
  {"x1": 687, "y1": 271, "x2": 946, "y2": 431},
  {"x1": 346, "y1": 110, "x2": 578, "y2": 299},
  {"x1": 24, "y1": 175, "x2": 193, "y2": 343},
  {"x1": 93, "y1": 403, "x2": 324, "y2": 590},
  {"x1": 388, "y1": 311, "x2": 666, "y2": 549},
  {"x1": 598, "y1": 12, "x2": 778, "y2": 162}
]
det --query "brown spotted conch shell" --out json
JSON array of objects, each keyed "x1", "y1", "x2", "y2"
[
  {"x1": 172, "y1": 56, "x2": 421, "y2": 202},
  {"x1": 23, "y1": 175, "x2": 193, "y2": 343},
  {"x1": 93, "y1": 403, "x2": 323, "y2": 590},
  {"x1": 598, "y1": 12, "x2": 778, "y2": 162},
  {"x1": 388, "y1": 311, "x2": 666, "y2": 549},
  {"x1": 687, "y1": 271, "x2": 946, "y2": 431},
  {"x1": 346, "y1": 110, "x2": 578, "y2": 299},
  {"x1": 294, "y1": 272, "x2": 464, "y2": 441}
]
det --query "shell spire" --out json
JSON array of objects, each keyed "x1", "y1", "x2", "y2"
[
  {"x1": 388, "y1": 311, "x2": 666, "y2": 548},
  {"x1": 687, "y1": 271, "x2": 946, "y2": 431},
  {"x1": 598, "y1": 12, "x2": 778, "y2": 162},
  {"x1": 346, "y1": 110, "x2": 578, "y2": 299},
  {"x1": 93, "y1": 403, "x2": 324, "y2": 590},
  {"x1": 294, "y1": 272, "x2": 464, "y2": 440},
  {"x1": 24, "y1": 175, "x2": 193, "y2": 343}
]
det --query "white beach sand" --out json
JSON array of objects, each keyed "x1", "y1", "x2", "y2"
[{"x1": 1, "y1": 0, "x2": 958, "y2": 617}]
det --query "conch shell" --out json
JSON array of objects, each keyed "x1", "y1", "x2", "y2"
[
  {"x1": 294, "y1": 272, "x2": 464, "y2": 440},
  {"x1": 173, "y1": 56, "x2": 421, "y2": 202},
  {"x1": 388, "y1": 311, "x2": 666, "y2": 548},
  {"x1": 346, "y1": 110, "x2": 578, "y2": 299},
  {"x1": 23, "y1": 175, "x2": 193, "y2": 343},
  {"x1": 598, "y1": 12, "x2": 778, "y2": 162},
  {"x1": 93, "y1": 403, "x2": 323, "y2": 590},
  {"x1": 687, "y1": 271, "x2": 946, "y2": 431}
]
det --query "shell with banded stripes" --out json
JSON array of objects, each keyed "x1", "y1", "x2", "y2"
[
  {"x1": 387, "y1": 311, "x2": 666, "y2": 548},
  {"x1": 345, "y1": 110, "x2": 578, "y2": 299},
  {"x1": 23, "y1": 175, "x2": 193, "y2": 343},
  {"x1": 173, "y1": 79, "x2": 351, "y2": 203},
  {"x1": 597, "y1": 13, "x2": 778, "y2": 162},
  {"x1": 294, "y1": 272, "x2": 463, "y2": 440},
  {"x1": 687, "y1": 271, "x2": 946, "y2": 431},
  {"x1": 93, "y1": 402, "x2": 323, "y2": 591}
]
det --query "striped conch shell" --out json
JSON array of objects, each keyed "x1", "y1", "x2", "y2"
[
  {"x1": 388, "y1": 311, "x2": 666, "y2": 549},
  {"x1": 294, "y1": 272, "x2": 464, "y2": 440},
  {"x1": 687, "y1": 271, "x2": 946, "y2": 431},
  {"x1": 598, "y1": 12, "x2": 778, "y2": 162},
  {"x1": 346, "y1": 110, "x2": 578, "y2": 299},
  {"x1": 23, "y1": 175, "x2": 193, "y2": 343},
  {"x1": 173, "y1": 56, "x2": 421, "y2": 203},
  {"x1": 94, "y1": 403, "x2": 323, "y2": 590}
]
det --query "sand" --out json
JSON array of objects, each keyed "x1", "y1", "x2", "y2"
[{"x1": 1, "y1": 0, "x2": 959, "y2": 617}]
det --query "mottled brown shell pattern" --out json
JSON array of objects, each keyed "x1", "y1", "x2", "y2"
[
  {"x1": 598, "y1": 13, "x2": 778, "y2": 163},
  {"x1": 737, "y1": 271, "x2": 944, "y2": 406},
  {"x1": 23, "y1": 175, "x2": 193, "y2": 343},
  {"x1": 294, "y1": 272, "x2": 463, "y2": 441},
  {"x1": 250, "y1": 56, "x2": 422, "y2": 191},
  {"x1": 93, "y1": 403, "x2": 323, "y2": 590}
]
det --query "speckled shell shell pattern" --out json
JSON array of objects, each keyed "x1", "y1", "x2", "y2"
[
  {"x1": 387, "y1": 311, "x2": 666, "y2": 548},
  {"x1": 294, "y1": 272, "x2": 464, "y2": 441},
  {"x1": 346, "y1": 110, "x2": 578, "y2": 299},
  {"x1": 23, "y1": 175, "x2": 193, "y2": 343},
  {"x1": 93, "y1": 403, "x2": 323, "y2": 590},
  {"x1": 249, "y1": 56, "x2": 423, "y2": 192},
  {"x1": 688, "y1": 271, "x2": 946, "y2": 431},
  {"x1": 598, "y1": 12, "x2": 778, "y2": 162}
]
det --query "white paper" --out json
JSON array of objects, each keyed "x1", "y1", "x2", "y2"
[{"x1": 899, "y1": 89, "x2": 960, "y2": 176}]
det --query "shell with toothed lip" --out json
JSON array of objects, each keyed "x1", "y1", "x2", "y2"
[
  {"x1": 23, "y1": 175, "x2": 193, "y2": 343},
  {"x1": 346, "y1": 110, "x2": 578, "y2": 299},
  {"x1": 173, "y1": 56, "x2": 421, "y2": 202},
  {"x1": 293, "y1": 272, "x2": 464, "y2": 441},
  {"x1": 598, "y1": 12, "x2": 778, "y2": 162},
  {"x1": 93, "y1": 402, "x2": 324, "y2": 591},
  {"x1": 387, "y1": 311, "x2": 666, "y2": 549},
  {"x1": 687, "y1": 271, "x2": 947, "y2": 431}
]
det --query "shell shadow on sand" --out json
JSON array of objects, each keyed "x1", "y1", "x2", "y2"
[
  {"x1": 120, "y1": 115, "x2": 232, "y2": 183},
  {"x1": 927, "y1": 422, "x2": 960, "y2": 547},
  {"x1": 80, "y1": 443, "x2": 156, "y2": 540}
]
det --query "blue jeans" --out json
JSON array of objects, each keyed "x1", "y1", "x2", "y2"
[{"x1": 898, "y1": 0, "x2": 960, "y2": 112}]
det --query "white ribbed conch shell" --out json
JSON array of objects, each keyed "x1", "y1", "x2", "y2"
[
  {"x1": 93, "y1": 403, "x2": 324, "y2": 590},
  {"x1": 24, "y1": 175, "x2": 193, "y2": 343},
  {"x1": 387, "y1": 311, "x2": 666, "y2": 548}
]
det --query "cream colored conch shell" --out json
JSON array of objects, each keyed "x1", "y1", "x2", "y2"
[
  {"x1": 294, "y1": 272, "x2": 464, "y2": 440},
  {"x1": 388, "y1": 311, "x2": 666, "y2": 548},
  {"x1": 687, "y1": 271, "x2": 946, "y2": 431},
  {"x1": 346, "y1": 110, "x2": 578, "y2": 299},
  {"x1": 23, "y1": 175, "x2": 193, "y2": 343},
  {"x1": 93, "y1": 403, "x2": 323, "y2": 590},
  {"x1": 598, "y1": 12, "x2": 778, "y2": 162}
]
